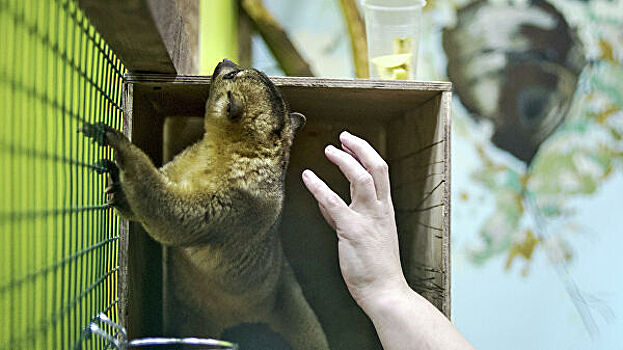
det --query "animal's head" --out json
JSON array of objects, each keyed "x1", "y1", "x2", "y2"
[{"x1": 205, "y1": 59, "x2": 306, "y2": 147}]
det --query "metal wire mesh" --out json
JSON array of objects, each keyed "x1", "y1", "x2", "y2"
[{"x1": 0, "y1": 0, "x2": 124, "y2": 348}]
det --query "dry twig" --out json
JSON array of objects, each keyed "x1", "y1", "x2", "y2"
[
  {"x1": 337, "y1": 0, "x2": 369, "y2": 78},
  {"x1": 240, "y1": 0, "x2": 314, "y2": 76}
]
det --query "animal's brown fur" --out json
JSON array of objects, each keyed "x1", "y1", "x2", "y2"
[{"x1": 85, "y1": 60, "x2": 328, "y2": 349}]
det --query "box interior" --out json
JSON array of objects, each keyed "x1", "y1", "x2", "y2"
[{"x1": 122, "y1": 76, "x2": 450, "y2": 349}]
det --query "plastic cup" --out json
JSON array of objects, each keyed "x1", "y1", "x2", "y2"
[{"x1": 362, "y1": 0, "x2": 425, "y2": 80}]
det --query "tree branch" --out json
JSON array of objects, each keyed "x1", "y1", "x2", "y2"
[
  {"x1": 338, "y1": 0, "x2": 368, "y2": 78},
  {"x1": 240, "y1": 0, "x2": 314, "y2": 76}
]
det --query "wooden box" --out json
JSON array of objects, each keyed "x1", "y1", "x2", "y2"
[{"x1": 119, "y1": 75, "x2": 452, "y2": 349}]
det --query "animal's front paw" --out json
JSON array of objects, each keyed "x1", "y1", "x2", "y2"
[
  {"x1": 79, "y1": 122, "x2": 115, "y2": 146},
  {"x1": 94, "y1": 159, "x2": 121, "y2": 206},
  {"x1": 94, "y1": 159, "x2": 136, "y2": 220}
]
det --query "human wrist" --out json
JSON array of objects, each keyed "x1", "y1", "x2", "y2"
[{"x1": 356, "y1": 277, "x2": 412, "y2": 317}]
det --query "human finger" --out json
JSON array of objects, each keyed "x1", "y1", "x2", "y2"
[
  {"x1": 339, "y1": 131, "x2": 391, "y2": 200},
  {"x1": 324, "y1": 145, "x2": 377, "y2": 204},
  {"x1": 318, "y1": 203, "x2": 337, "y2": 230},
  {"x1": 341, "y1": 142, "x2": 358, "y2": 161},
  {"x1": 302, "y1": 169, "x2": 349, "y2": 217}
]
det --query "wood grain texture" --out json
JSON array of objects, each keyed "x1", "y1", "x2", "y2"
[
  {"x1": 78, "y1": 0, "x2": 198, "y2": 74},
  {"x1": 387, "y1": 94, "x2": 449, "y2": 313},
  {"x1": 440, "y1": 91, "x2": 452, "y2": 317},
  {"x1": 176, "y1": 0, "x2": 200, "y2": 71},
  {"x1": 124, "y1": 74, "x2": 452, "y2": 122},
  {"x1": 117, "y1": 84, "x2": 133, "y2": 331},
  {"x1": 120, "y1": 82, "x2": 165, "y2": 339},
  {"x1": 125, "y1": 73, "x2": 452, "y2": 90},
  {"x1": 148, "y1": 0, "x2": 198, "y2": 74}
]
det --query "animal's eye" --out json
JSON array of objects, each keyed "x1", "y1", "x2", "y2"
[
  {"x1": 223, "y1": 70, "x2": 239, "y2": 80},
  {"x1": 227, "y1": 91, "x2": 243, "y2": 120}
]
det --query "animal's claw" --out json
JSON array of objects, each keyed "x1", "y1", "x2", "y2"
[
  {"x1": 105, "y1": 182, "x2": 122, "y2": 207},
  {"x1": 92, "y1": 158, "x2": 122, "y2": 207},
  {"x1": 79, "y1": 122, "x2": 113, "y2": 146},
  {"x1": 104, "y1": 182, "x2": 121, "y2": 194},
  {"x1": 93, "y1": 159, "x2": 116, "y2": 175},
  {"x1": 107, "y1": 196, "x2": 118, "y2": 207},
  {"x1": 105, "y1": 182, "x2": 121, "y2": 206}
]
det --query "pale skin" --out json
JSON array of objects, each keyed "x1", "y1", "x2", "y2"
[{"x1": 302, "y1": 131, "x2": 476, "y2": 350}]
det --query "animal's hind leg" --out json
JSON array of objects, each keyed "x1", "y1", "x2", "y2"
[{"x1": 269, "y1": 265, "x2": 329, "y2": 350}]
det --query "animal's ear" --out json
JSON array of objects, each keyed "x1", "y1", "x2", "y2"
[{"x1": 290, "y1": 112, "x2": 306, "y2": 132}]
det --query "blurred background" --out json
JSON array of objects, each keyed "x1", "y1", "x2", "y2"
[{"x1": 239, "y1": 0, "x2": 623, "y2": 348}]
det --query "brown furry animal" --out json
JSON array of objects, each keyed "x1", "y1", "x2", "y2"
[{"x1": 81, "y1": 59, "x2": 328, "y2": 350}]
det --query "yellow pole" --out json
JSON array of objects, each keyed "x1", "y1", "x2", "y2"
[{"x1": 200, "y1": 0, "x2": 239, "y2": 74}]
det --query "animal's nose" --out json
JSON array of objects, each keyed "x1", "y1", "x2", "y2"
[{"x1": 213, "y1": 59, "x2": 238, "y2": 77}]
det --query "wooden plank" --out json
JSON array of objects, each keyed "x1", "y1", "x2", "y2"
[
  {"x1": 124, "y1": 73, "x2": 453, "y2": 91},
  {"x1": 120, "y1": 82, "x2": 165, "y2": 338},
  {"x1": 117, "y1": 84, "x2": 133, "y2": 331},
  {"x1": 177, "y1": 0, "x2": 200, "y2": 71},
  {"x1": 387, "y1": 93, "x2": 450, "y2": 316},
  {"x1": 440, "y1": 91, "x2": 452, "y2": 318},
  {"x1": 78, "y1": 0, "x2": 198, "y2": 74},
  {"x1": 125, "y1": 74, "x2": 451, "y2": 123}
]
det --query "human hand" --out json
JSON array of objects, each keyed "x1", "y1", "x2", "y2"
[{"x1": 302, "y1": 131, "x2": 409, "y2": 310}]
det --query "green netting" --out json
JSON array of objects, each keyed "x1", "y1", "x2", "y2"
[{"x1": 0, "y1": 0, "x2": 124, "y2": 348}]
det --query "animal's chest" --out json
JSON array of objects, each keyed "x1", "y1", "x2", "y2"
[{"x1": 164, "y1": 159, "x2": 229, "y2": 196}]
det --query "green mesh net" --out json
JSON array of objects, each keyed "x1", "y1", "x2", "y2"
[{"x1": 0, "y1": 0, "x2": 124, "y2": 348}]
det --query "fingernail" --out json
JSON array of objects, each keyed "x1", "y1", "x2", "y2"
[{"x1": 325, "y1": 145, "x2": 335, "y2": 153}]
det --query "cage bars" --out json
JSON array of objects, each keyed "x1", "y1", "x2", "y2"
[{"x1": 0, "y1": 0, "x2": 124, "y2": 348}]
